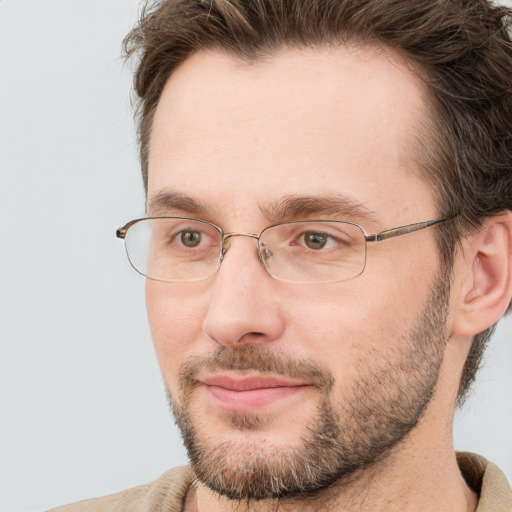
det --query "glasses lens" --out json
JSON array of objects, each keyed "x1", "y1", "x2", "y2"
[
  {"x1": 124, "y1": 218, "x2": 222, "y2": 282},
  {"x1": 260, "y1": 221, "x2": 366, "y2": 283}
]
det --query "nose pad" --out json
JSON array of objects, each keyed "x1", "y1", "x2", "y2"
[
  {"x1": 221, "y1": 237, "x2": 231, "y2": 256},
  {"x1": 256, "y1": 246, "x2": 274, "y2": 278},
  {"x1": 260, "y1": 246, "x2": 273, "y2": 261}
]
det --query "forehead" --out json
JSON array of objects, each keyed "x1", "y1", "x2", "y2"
[{"x1": 148, "y1": 45, "x2": 434, "y2": 226}]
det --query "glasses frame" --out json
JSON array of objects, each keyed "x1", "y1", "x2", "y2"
[{"x1": 116, "y1": 215, "x2": 456, "y2": 284}]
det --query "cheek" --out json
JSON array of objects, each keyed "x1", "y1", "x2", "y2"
[
  {"x1": 282, "y1": 274, "x2": 428, "y2": 370},
  {"x1": 146, "y1": 280, "x2": 210, "y2": 386}
]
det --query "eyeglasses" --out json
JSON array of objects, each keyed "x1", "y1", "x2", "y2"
[{"x1": 116, "y1": 216, "x2": 454, "y2": 284}]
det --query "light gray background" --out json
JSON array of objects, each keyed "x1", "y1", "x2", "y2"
[{"x1": 0, "y1": 2, "x2": 511, "y2": 511}]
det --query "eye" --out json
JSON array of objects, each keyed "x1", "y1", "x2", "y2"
[
  {"x1": 301, "y1": 231, "x2": 336, "y2": 250},
  {"x1": 180, "y1": 230, "x2": 202, "y2": 248}
]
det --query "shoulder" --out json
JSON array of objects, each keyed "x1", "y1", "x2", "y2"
[
  {"x1": 48, "y1": 466, "x2": 194, "y2": 512},
  {"x1": 457, "y1": 452, "x2": 512, "y2": 512}
]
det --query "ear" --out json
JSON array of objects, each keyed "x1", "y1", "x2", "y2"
[{"x1": 452, "y1": 212, "x2": 512, "y2": 337}]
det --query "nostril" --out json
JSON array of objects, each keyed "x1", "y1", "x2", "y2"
[{"x1": 236, "y1": 332, "x2": 265, "y2": 344}]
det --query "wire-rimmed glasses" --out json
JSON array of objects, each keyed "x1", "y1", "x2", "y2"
[{"x1": 116, "y1": 216, "x2": 455, "y2": 284}]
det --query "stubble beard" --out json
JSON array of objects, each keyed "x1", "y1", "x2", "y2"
[{"x1": 168, "y1": 273, "x2": 450, "y2": 503}]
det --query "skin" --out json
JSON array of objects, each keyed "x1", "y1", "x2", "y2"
[{"x1": 145, "y1": 46, "x2": 485, "y2": 511}]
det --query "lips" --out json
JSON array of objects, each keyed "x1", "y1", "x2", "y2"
[{"x1": 200, "y1": 375, "x2": 309, "y2": 411}]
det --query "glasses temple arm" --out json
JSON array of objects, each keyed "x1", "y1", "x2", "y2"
[{"x1": 365, "y1": 216, "x2": 457, "y2": 242}]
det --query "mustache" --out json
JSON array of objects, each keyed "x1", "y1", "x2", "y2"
[{"x1": 179, "y1": 345, "x2": 334, "y2": 392}]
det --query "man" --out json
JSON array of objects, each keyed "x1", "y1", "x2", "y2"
[{"x1": 52, "y1": 0, "x2": 512, "y2": 510}]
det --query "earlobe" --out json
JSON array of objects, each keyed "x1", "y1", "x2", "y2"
[{"x1": 452, "y1": 212, "x2": 512, "y2": 337}]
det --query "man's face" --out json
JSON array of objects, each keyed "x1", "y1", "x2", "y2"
[{"x1": 146, "y1": 47, "x2": 451, "y2": 500}]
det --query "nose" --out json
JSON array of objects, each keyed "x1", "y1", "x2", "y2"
[{"x1": 202, "y1": 236, "x2": 286, "y2": 348}]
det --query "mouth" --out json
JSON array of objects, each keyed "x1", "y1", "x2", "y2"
[{"x1": 200, "y1": 374, "x2": 311, "y2": 411}]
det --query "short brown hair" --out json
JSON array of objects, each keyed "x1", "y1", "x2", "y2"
[{"x1": 123, "y1": 0, "x2": 512, "y2": 404}]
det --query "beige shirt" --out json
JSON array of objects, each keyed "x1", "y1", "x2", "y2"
[{"x1": 49, "y1": 453, "x2": 511, "y2": 511}]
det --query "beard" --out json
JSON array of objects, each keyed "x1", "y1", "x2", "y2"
[{"x1": 168, "y1": 272, "x2": 450, "y2": 503}]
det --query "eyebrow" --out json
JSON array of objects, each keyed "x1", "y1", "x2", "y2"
[
  {"x1": 147, "y1": 190, "x2": 377, "y2": 224},
  {"x1": 147, "y1": 191, "x2": 209, "y2": 216},
  {"x1": 260, "y1": 194, "x2": 377, "y2": 224}
]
